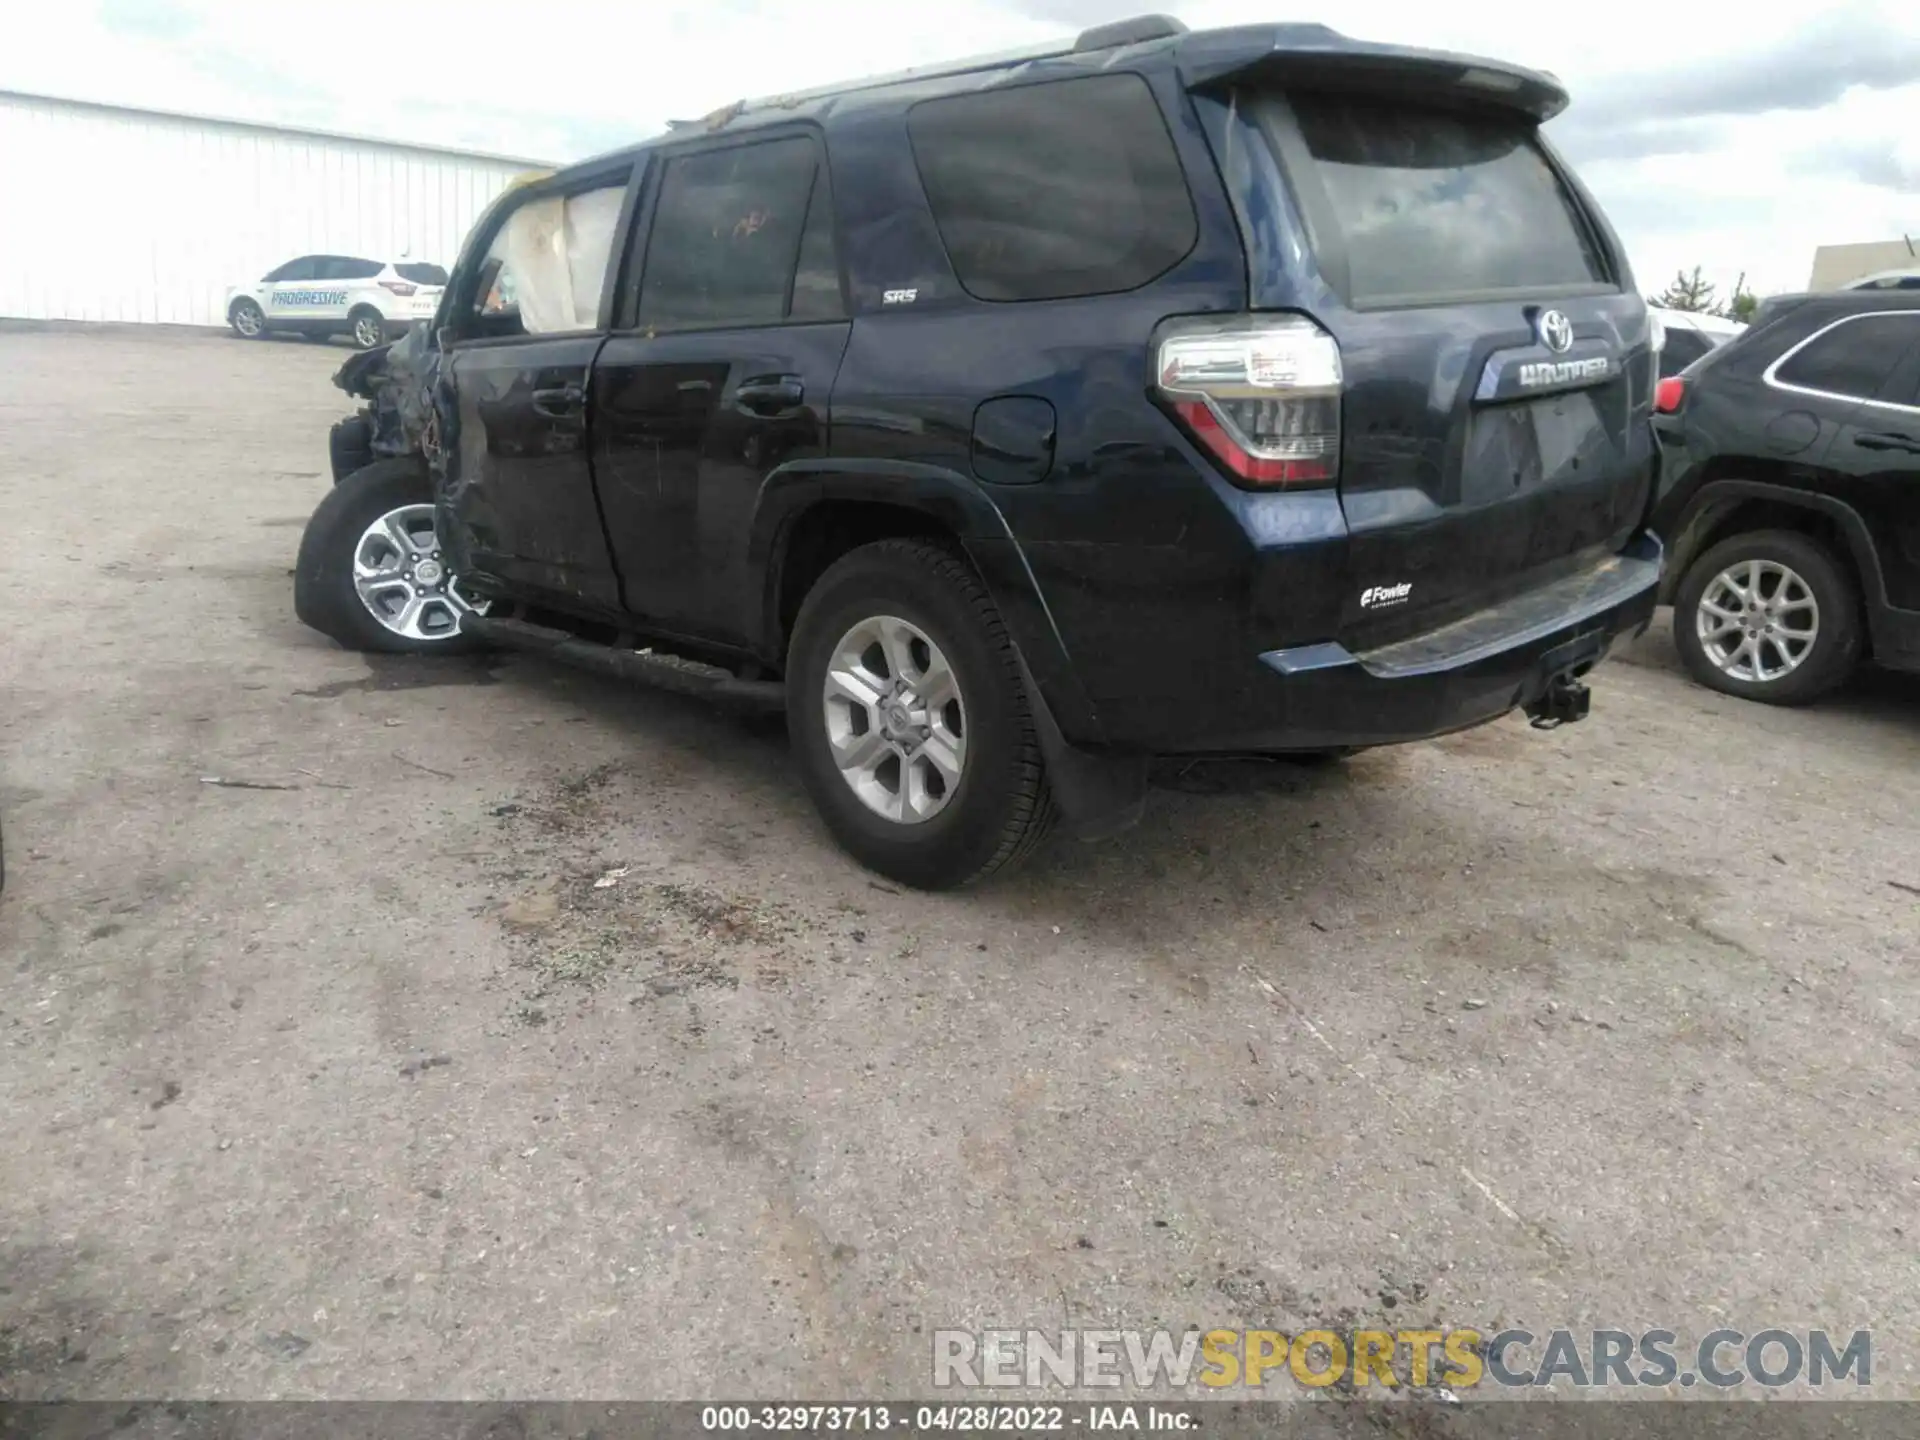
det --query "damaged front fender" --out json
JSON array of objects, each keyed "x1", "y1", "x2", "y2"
[{"x1": 328, "y1": 321, "x2": 441, "y2": 480}]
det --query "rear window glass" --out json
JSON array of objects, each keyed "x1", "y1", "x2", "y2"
[
  {"x1": 909, "y1": 74, "x2": 1196, "y2": 303},
  {"x1": 1657, "y1": 327, "x2": 1713, "y2": 379},
  {"x1": 395, "y1": 263, "x2": 449, "y2": 286},
  {"x1": 1282, "y1": 95, "x2": 1607, "y2": 304}
]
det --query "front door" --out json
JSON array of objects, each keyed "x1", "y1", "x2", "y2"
[
  {"x1": 263, "y1": 255, "x2": 328, "y2": 327},
  {"x1": 436, "y1": 169, "x2": 637, "y2": 613},
  {"x1": 590, "y1": 132, "x2": 851, "y2": 641}
]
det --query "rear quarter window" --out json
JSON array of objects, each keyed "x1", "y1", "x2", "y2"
[
  {"x1": 1275, "y1": 94, "x2": 1608, "y2": 305},
  {"x1": 394, "y1": 263, "x2": 449, "y2": 285},
  {"x1": 1771, "y1": 313, "x2": 1920, "y2": 401},
  {"x1": 908, "y1": 74, "x2": 1197, "y2": 303}
]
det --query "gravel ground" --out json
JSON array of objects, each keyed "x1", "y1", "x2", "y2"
[{"x1": 1, "y1": 324, "x2": 1916, "y2": 1403}]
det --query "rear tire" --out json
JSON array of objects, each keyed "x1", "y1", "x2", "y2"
[
  {"x1": 349, "y1": 307, "x2": 388, "y2": 350},
  {"x1": 1672, "y1": 528, "x2": 1861, "y2": 705},
  {"x1": 294, "y1": 457, "x2": 482, "y2": 654},
  {"x1": 786, "y1": 539, "x2": 1055, "y2": 889}
]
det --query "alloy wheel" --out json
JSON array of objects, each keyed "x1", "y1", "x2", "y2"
[
  {"x1": 822, "y1": 614, "x2": 967, "y2": 824},
  {"x1": 351, "y1": 504, "x2": 481, "y2": 642},
  {"x1": 1695, "y1": 558, "x2": 1820, "y2": 684}
]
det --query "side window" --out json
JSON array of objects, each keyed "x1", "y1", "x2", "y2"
[
  {"x1": 323, "y1": 257, "x2": 383, "y2": 280},
  {"x1": 1773, "y1": 314, "x2": 1920, "y2": 402},
  {"x1": 266, "y1": 256, "x2": 319, "y2": 283},
  {"x1": 635, "y1": 137, "x2": 827, "y2": 332},
  {"x1": 907, "y1": 74, "x2": 1196, "y2": 303},
  {"x1": 472, "y1": 179, "x2": 629, "y2": 337}
]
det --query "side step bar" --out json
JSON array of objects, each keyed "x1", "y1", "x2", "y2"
[{"x1": 462, "y1": 614, "x2": 786, "y2": 711}]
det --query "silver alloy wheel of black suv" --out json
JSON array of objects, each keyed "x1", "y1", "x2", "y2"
[{"x1": 1673, "y1": 529, "x2": 1864, "y2": 706}]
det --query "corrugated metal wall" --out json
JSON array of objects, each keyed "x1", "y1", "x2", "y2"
[{"x1": 0, "y1": 91, "x2": 541, "y2": 327}]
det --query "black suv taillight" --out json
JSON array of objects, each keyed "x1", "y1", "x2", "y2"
[{"x1": 1153, "y1": 316, "x2": 1343, "y2": 488}]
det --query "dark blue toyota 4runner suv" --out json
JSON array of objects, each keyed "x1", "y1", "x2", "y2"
[{"x1": 297, "y1": 14, "x2": 1663, "y2": 889}]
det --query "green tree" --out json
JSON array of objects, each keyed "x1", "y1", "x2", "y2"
[
  {"x1": 1650, "y1": 266, "x2": 1718, "y2": 312},
  {"x1": 1724, "y1": 286, "x2": 1759, "y2": 324}
]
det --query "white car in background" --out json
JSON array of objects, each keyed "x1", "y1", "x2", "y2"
[
  {"x1": 1649, "y1": 305, "x2": 1746, "y2": 379},
  {"x1": 225, "y1": 255, "x2": 448, "y2": 349},
  {"x1": 1844, "y1": 267, "x2": 1920, "y2": 292}
]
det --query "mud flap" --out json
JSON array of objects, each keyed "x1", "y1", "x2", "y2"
[{"x1": 1012, "y1": 650, "x2": 1148, "y2": 841}]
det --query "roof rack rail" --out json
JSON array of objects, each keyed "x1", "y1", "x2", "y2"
[{"x1": 708, "y1": 13, "x2": 1189, "y2": 125}]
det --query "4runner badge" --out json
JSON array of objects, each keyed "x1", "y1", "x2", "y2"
[{"x1": 1360, "y1": 582, "x2": 1412, "y2": 610}]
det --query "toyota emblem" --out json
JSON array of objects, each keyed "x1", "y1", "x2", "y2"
[{"x1": 1537, "y1": 309, "x2": 1575, "y2": 354}]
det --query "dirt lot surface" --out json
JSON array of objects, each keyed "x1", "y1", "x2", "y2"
[{"x1": 2, "y1": 325, "x2": 1917, "y2": 1402}]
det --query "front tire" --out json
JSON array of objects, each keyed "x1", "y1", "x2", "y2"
[
  {"x1": 293, "y1": 457, "x2": 482, "y2": 654},
  {"x1": 1672, "y1": 528, "x2": 1862, "y2": 705},
  {"x1": 329, "y1": 415, "x2": 375, "y2": 484},
  {"x1": 229, "y1": 298, "x2": 266, "y2": 339},
  {"x1": 786, "y1": 539, "x2": 1055, "y2": 889},
  {"x1": 349, "y1": 307, "x2": 388, "y2": 350}
]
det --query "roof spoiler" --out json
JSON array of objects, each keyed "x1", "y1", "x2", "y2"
[{"x1": 1176, "y1": 25, "x2": 1569, "y2": 123}]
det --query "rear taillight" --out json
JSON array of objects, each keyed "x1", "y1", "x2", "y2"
[
  {"x1": 1654, "y1": 376, "x2": 1686, "y2": 414},
  {"x1": 379, "y1": 280, "x2": 418, "y2": 297},
  {"x1": 1154, "y1": 317, "x2": 1342, "y2": 488}
]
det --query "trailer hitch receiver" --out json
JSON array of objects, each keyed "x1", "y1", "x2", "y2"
[{"x1": 1527, "y1": 670, "x2": 1592, "y2": 729}]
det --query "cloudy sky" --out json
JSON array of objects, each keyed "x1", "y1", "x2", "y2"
[{"x1": 5, "y1": 0, "x2": 1917, "y2": 300}]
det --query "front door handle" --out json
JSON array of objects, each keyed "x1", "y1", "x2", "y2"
[
  {"x1": 531, "y1": 384, "x2": 585, "y2": 420},
  {"x1": 735, "y1": 374, "x2": 804, "y2": 417},
  {"x1": 1854, "y1": 430, "x2": 1920, "y2": 454}
]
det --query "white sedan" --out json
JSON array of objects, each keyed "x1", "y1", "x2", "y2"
[
  {"x1": 225, "y1": 254, "x2": 448, "y2": 349},
  {"x1": 1649, "y1": 306, "x2": 1745, "y2": 379}
]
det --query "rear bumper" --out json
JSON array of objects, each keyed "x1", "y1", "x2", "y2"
[{"x1": 1128, "y1": 532, "x2": 1662, "y2": 754}]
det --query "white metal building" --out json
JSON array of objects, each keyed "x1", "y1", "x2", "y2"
[{"x1": 0, "y1": 89, "x2": 551, "y2": 329}]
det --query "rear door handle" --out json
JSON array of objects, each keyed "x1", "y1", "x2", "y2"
[
  {"x1": 1854, "y1": 430, "x2": 1920, "y2": 454},
  {"x1": 735, "y1": 374, "x2": 804, "y2": 417},
  {"x1": 531, "y1": 384, "x2": 585, "y2": 420}
]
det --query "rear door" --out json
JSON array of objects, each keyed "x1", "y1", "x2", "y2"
[
  {"x1": 318, "y1": 256, "x2": 383, "y2": 326},
  {"x1": 263, "y1": 255, "x2": 324, "y2": 324},
  {"x1": 590, "y1": 131, "x2": 852, "y2": 641},
  {"x1": 436, "y1": 168, "x2": 636, "y2": 612},
  {"x1": 1797, "y1": 311, "x2": 1920, "y2": 611},
  {"x1": 1226, "y1": 89, "x2": 1654, "y2": 643}
]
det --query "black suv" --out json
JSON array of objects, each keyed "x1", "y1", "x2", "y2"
[
  {"x1": 1651, "y1": 290, "x2": 1920, "y2": 704},
  {"x1": 296, "y1": 15, "x2": 1663, "y2": 889}
]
